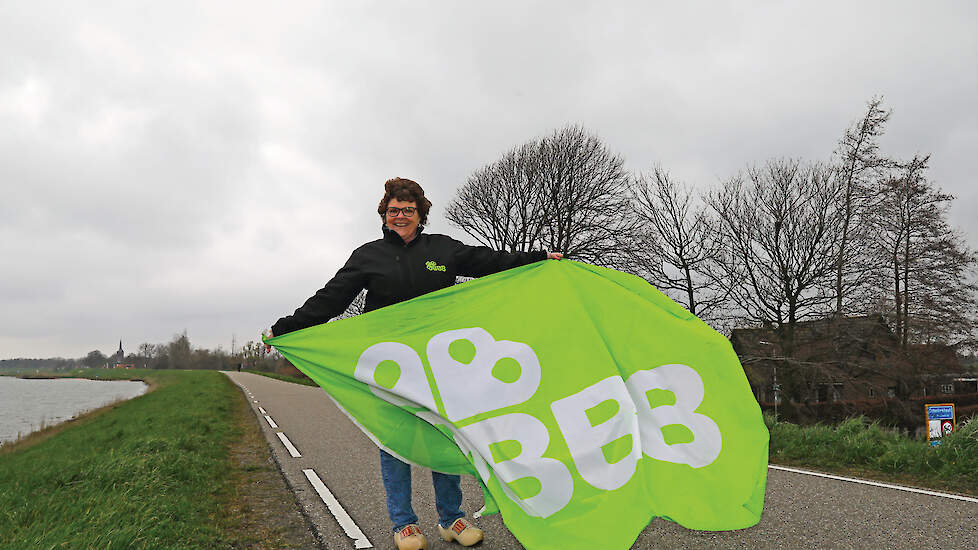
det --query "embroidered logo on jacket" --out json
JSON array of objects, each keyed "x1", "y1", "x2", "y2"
[{"x1": 425, "y1": 261, "x2": 447, "y2": 272}]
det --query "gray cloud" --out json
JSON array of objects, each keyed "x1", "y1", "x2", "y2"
[{"x1": 2, "y1": 1, "x2": 976, "y2": 358}]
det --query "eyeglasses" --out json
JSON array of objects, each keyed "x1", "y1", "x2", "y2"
[{"x1": 386, "y1": 206, "x2": 417, "y2": 217}]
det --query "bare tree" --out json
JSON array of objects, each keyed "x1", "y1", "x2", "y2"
[
  {"x1": 446, "y1": 125, "x2": 637, "y2": 267},
  {"x1": 82, "y1": 349, "x2": 107, "y2": 368},
  {"x1": 334, "y1": 290, "x2": 367, "y2": 320},
  {"x1": 534, "y1": 126, "x2": 638, "y2": 266},
  {"x1": 629, "y1": 165, "x2": 727, "y2": 320},
  {"x1": 241, "y1": 340, "x2": 265, "y2": 370},
  {"x1": 166, "y1": 331, "x2": 192, "y2": 370},
  {"x1": 832, "y1": 97, "x2": 892, "y2": 315},
  {"x1": 445, "y1": 142, "x2": 549, "y2": 252},
  {"x1": 870, "y1": 155, "x2": 977, "y2": 349},
  {"x1": 708, "y1": 159, "x2": 844, "y2": 357}
]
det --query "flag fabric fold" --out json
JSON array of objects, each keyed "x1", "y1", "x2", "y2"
[{"x1": 266, "y1": 260, "x2": 768, "y2": 550}]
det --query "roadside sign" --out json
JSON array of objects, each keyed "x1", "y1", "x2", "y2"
[{"x1": 925, "y1": 403, "x2": 955, "y2": 446}]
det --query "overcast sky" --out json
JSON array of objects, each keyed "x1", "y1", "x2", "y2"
[{"x1": 2, "y1": 1, "x2": 976, "y2": 359}]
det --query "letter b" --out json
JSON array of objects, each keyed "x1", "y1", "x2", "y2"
[
  {"x1": 427, "y1": 328, "x2": 541, "y2": 421},
  {"x1": 458, "y1": 413, "x2": 573, "y2": 518},
  {"x1": 626, "y1": 364, "x2": 722, "y2": 468},
  {"x1": 551, "y1": 376, "x2": 641, "y2": 490}
]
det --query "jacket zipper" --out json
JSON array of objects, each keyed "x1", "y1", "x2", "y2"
[{"x1": 402, "y1": 240, "x2": 417, "y2": 300}]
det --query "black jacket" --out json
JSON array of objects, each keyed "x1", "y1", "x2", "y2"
[{"x1": 271, "y1": 226, "x2": 547, "y2": 335}]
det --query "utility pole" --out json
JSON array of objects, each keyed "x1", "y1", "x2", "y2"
[{"x1": 759, "y1": 340, "x2": 781, "y2": 422}]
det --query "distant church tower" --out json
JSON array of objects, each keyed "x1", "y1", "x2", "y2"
[
  {"x1": 113, "y1": 340, "x2": 133, "y2": 369},
  {"x1": 111, "y1": 340, "x2": 124, "y2": 365}
]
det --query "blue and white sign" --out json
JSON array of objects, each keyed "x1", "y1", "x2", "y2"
[{"x1": 925, "y1": 403, "x2": 956, "y2": 446}]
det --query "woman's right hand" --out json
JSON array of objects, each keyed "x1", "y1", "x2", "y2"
[{"x1": 263, "y1": 328, "x2": 274, "y2": 353}]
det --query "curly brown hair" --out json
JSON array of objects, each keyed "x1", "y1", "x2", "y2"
[{"x1": 377, "y1": 177, "x2": 432, "y2": 227}]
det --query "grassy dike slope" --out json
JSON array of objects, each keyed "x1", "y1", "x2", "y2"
[{"x1": 0, "y1": 369, "x2": 310, "y2": 549}]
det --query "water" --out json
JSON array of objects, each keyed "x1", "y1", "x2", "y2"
[{"x1": 0, "y1": 377, "x2": 148, "y2": 445}]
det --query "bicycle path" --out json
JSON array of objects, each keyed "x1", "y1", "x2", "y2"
[{"x1": 222, "y1": 371, "x2": 978, "y2": 549}]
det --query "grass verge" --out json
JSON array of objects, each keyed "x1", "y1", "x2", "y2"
[
  {"x1": 242, "y1": 369, "x2": 318, "y2": 387},
  {"x1": 768, "y1": 413, "x2": 978, "y2": 497},
  {"x1": 0, "y1": 369, "x2": 315, "y2": 549}
]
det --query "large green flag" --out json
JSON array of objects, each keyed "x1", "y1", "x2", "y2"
[{"x1": 265, "y1": 260, "x2": 768, "y2": 550}]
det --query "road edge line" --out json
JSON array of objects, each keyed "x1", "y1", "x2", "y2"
[
  {"x1": 302, "y1": 468, "x2": 373, "y2": 549},
  {"x1": 276, "y1": 431, "x2": 302, "y2": 458},
  {"x1": 769, "y1": 464, "x2": 978, "y2": 503}
]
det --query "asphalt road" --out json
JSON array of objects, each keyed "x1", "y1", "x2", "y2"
[{"x1": 223, "y1": 371, "x2": 978, "y2": 550}]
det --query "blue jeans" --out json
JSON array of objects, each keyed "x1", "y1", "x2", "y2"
[{"x1": 380, "y1": 448, "x2": 464, "y2": 531}]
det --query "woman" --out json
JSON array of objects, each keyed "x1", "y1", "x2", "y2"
[{"x1": 268, "y1": 177, "x2": 561, "y2": 550}]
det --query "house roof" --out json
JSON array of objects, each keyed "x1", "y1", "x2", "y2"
[{"x1": 730, "y1": 314, "x2": 897, "y2": 359}]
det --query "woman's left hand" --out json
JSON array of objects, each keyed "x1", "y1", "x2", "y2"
[{"x1": 547, "y1": 252, "x2": 563, "y2": 260}]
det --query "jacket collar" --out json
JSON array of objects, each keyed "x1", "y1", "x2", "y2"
[{"x1": 381, "y1": 224, "x2": 424, "y2": 246}]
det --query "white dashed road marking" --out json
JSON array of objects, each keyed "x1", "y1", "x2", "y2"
[
  {"x1": 276, "y1": 432, "x2": 302, "y2": 458},
  {"x1": 770, "y1": 465, "x2": 978, "y2": 504},
  {"x1": 264, "y1": 415, "x2": 279, "y2": 429},
  {"x1": 258, "y1": 406, "x2": 267, "y2": 414},
  {"x1": 303, "y1": 469, "x2": 373, "y2": 549}
]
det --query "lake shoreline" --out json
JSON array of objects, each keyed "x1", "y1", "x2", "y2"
[{"x1": 0, "y1": 375, "x2": 148, "y2": 447}]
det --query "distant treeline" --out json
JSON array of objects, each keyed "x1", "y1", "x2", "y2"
[
  {"x1": 1, "y1": 332, "x2": 294, "y2": 374},
  {"x1": 0, "y1": 357, "x2": 80, "y2": 371}
]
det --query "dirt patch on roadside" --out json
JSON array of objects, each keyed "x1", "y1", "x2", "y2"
[{"x1": 222, "y1": 382, "x2": 321, "y2": 549}]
